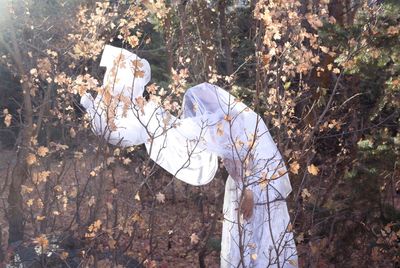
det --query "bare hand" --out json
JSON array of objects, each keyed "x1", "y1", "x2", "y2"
[{"x1": 240, "y1": 189, "x2": 254, "y2": 221}]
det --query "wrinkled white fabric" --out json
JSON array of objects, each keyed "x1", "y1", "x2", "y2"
[
  {"x1": 182, "y1": 83, "x2": 293, "y2": 199},
  {"x1": 221, "y1": 175, "x2": 297, "y2": 268},
  {"x1": 100, "y1": 44, "x2": 151, "y2": 99},
  {"x1": 82, "y1": 45, "x2": 297, "y2": 267}
]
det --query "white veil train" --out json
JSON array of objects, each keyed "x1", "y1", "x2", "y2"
[{"x1": 81, "y1": 45, "x2": 298, "y2": 267}]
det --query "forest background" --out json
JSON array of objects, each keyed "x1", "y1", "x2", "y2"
[{"x1": 0, "y1": 0, "x2": 399, "y2": 267}]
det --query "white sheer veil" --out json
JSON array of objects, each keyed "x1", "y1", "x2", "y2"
[{"x1": 182, "y1": 83, "x2": 292, "y2": 199}]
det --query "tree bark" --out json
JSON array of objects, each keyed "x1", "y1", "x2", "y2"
[
  {"x1": 6, "y1": 28, "x2": 34, "y2": 244},
  {"x1": 192, "y1": 0, "x2": 217, "y2": 80},
  {"x1": 218, "y1": 0, "x2": 233, "y2": 75}
]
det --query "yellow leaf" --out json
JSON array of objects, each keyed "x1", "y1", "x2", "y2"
[
  {"x1": 69, "y1": 128, "x2": 76, "y2": 138},
  {"x1": 301, "y1": 188, "x2": 311, "y2": 199},
  {"x1": 156, "y1": 192, "x2": 165, "y2": 203},
  {"x1": 307, "y1": 164, "x2": 319, "y2": 176},
  {"x1": 190, "y1": 233, "x2": 200, "y2": 245},
  {"x1": 37, "y1": 146, "x2": 49, "y2": 157},
  {"x1": 110, "y1": 188, "x2": 118, "y2": 195},
  {"x1": 32, "y1": 171, "x2": 50, "y2": 184},
  {"x1": 88, "y1": 196, "x2": 96, "y2": 207},
  {"x1": 216, "y1": 122, "x2": 224, "y2": 137},
  {"x1": 30, "y1": 68, "x2": 38, "y2": 76},
  {"x1": 224, "y1": 114, "x2": 232, "y2": 122},
  {"x1": 134, "y1": 70, "x2": 145, "y2": 78},
  {"x1": 4, "y1": 113, "x2": 12, "y2": 127},
  {"x1": 34, "y1": 234, "x2": 49, "y2": 250},
  {"x1": 131, "y1": 59, "x2": 144, "y2": 69},
  {"x1": 122, "y1": 157, "x2": 132, "y2": 165},
  {"x1": 134, "y1": 192, "x2": 141, "y2": 201},
  {"x1": 26, "y1": 153, "x2": 37, "y2": 166},
  {"x1": 60, "y1": 251, "x2": 69, "y2": 260},
  {"x1": 93, "y1": 219, "x2": 102, "y2": 230},
  {"x1": 296, "y1": 232, "x2": 304, "y2": 243},
  {"x1": 21, "y1": 185, "x2": 34, "y2": 194},
  {"x1": 127, "y1": 36, "x2": 139, "y2": 48},
  {"x1": 290, "y1": 161, "x2": 300, "y2": 174},
  {"x1": 36, "y1": 215, "x2": 46, "y2": 221},
  {"x1": 26, "y1": 199, "x2": 34, "y2": 207},
  {"x1": 251, "y1": 253, "x2": 258, "y2": 261},
  {"x1": 320, "y1": 46, "x2": 329, "y2": 53},
  {"x1": 113, "y1": 148, "x2": 121, "y2": 156}
]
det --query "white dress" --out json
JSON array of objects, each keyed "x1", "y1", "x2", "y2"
[{"x1": 82, "y1": 45, "x2": 298, "y2": 267}]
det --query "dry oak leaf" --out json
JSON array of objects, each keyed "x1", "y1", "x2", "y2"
[
  {"x1": 134, "y1": 70, "x2": 145, "y2": 78},
  {"x1": 36, "y1": 215, "x2": 46, "y2": 221},
  {"x1": 289, "y1": 161, "x2": 300, "y2": 174},
  {"x1": 32, "y1": 170, "x2": 51, "y2": 184},
  {"x1": 190, "y1": 233, "x2": 200, "y2": 245},
  {"x1": 88, "y1": 219, "x2": 102, "y2": 233},
  {"x1": 60, "y1": 251, "x2": 69, "y2": 260},
  {"x1": 110, "y1": 188, "x2": 118, "y2": 195},
  {"x1": 34, "y1": 234, "x2": 49, "y2": 251},
  {"x1": 156, "y1": 192, "x2": 165, "y2": 203},
  {"x1": 37, "y1": 146, "x2": 49, "y2": 157},
  {"x1": 134, "y1": 192, "x2": 141, "y2": 201},
  {"x1": 216, "y1": 122, "x2": 224, "y2": 136},
  {"x1": 301, "y1": 188, "x2": 311, "y2": 199},
  {"x1": 122, "y1": 157, "x2": 132, "y2": 165},
  {"x1": 4, "y1": 113, "x2": 12, "y2": 127},
  {"x1": 131, "y1": 59, "x2": 145, "y2": 78},
  {"x1": 131, "y1": 59, "x2": 144, "y2": 68},
  {"x1": 26, "y1": 153, "x2": 37, "y2": 166},
  {"x1": 307, "y1": 164, "x2": 319, "y2": 176},
  {"x1": 26, "y1": 199, "x2": 34, "y2": 207}
]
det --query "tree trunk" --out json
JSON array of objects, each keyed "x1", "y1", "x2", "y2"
[
  {"x1": 218, "y1": 0, "x2": 233, "y2": 75},
  {"x1": 192, "y1": 0, "x2": 217, "y2": 80},
  {"x1": 7, "y1": 29, "x2": 34, "y2": 244}
]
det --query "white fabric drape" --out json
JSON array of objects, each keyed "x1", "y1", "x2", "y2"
[{"x1": 81, "y1": 45, "x2": 298, "y2": 267}]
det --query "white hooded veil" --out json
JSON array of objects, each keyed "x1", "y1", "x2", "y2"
[{"x1": 81, "y1": 45, "x2": 218, "y2": 185}]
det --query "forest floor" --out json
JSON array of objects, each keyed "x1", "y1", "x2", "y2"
[{"x1": 0, "y1": 148, "x2": 226, "y2": 267}]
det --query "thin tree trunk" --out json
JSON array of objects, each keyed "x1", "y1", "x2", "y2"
[
  {"x1": 165, "y1": 18, "x2": 174, "y2": 74},
  {"x1": 6, "y1": 28, "x2": 34, "y2": 244},
  {"x1": 218, "y1": 0, "x2": 233, "y2": 75},
  {"x1": 193, "y1": 0, "x2": 217, "y2": 80}
]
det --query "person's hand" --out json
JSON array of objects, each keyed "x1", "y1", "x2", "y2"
[{"x1": 240, "y1": 189, "x2": 254, "y2": 221}]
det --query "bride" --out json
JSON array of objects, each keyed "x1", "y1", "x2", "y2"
[{"x1": 81, "y1": 45, "x2": 298, "y2": 267}]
